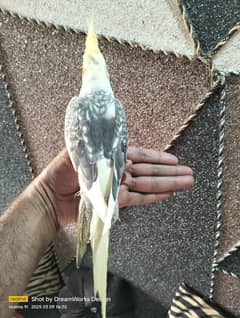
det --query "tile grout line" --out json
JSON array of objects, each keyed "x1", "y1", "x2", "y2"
[
  {"x1": 210, "y1": 23, "x2": 240, "y2": 58},
  {"x1": 164, "y1": 66, "x2": 220, "y2": 151},
  {"x1": 176, "y1": 0, "x2": 240, "y2": 76},
  {"x1": 217, "y1": 240, "x2": 240, "y2": 265},
  {"x1": 175, "y1": 0, "x2": 201, "y2": 57},
  {"x1": 209, "y1": 73, "x2": 226, "y2": 299},
  {"x1": 210, "y1": 24, "x2": 240, "y2": 76},
  {"x1": 0, "y1": 63, "x2": 34, "y2": 178}
]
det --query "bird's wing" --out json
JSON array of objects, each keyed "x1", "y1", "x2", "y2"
[
  {"x1": 65, "y1": 94, "x2": 127, "y2": 221},
  {"x1": 65, "y1": 94, "x2": 109, "y2": 223},
  {"x1": 65, "y1": 95, "x2": 97, "y2": 188},
  {"x1": 103, "y1": 98, "x2": 128, "y2": 233}
]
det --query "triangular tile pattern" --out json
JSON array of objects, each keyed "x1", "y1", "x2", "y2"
[
  {"x1": 0, "y1": 1, "x2": 195, "y2": 56},
  {"x1": 0, "y1": 12, "x2": 211, "y2": 177},
  {"x1": 217, "y1": 76, "x2": 240, "y2": 259},
  {"x1": 214, "y1": 272, "x2": 240, "y2": 318},
  {"x1": 179, "y1": 0, "x2": 240, "y2": 55},
  {"x1": 213, "y1": 29, "x2": 240, "y2": 74},
  {"x1": 0, "y1": 77, "x2": 32, "y2": 212},
  {"x1": 169, "y1": 284, "x2": 229, "y2": 318},
  {"x1": 218, "y1": 244, "x2": 240, "y2": 278},
  {"x1": 79, "y1": 87, "x2": 222, "y2": 312}
]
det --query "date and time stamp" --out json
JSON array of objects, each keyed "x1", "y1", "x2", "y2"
[{"x1": 8, "y1": 295, "x2": 111, "y2": 311}]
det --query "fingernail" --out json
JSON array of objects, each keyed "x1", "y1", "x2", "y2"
[{"x1": 163, "y1": 152, "x2": 178, "y2": 164}]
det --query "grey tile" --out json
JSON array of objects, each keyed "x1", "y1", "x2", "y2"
[{"x1": 180, "y1": 0, "x2": 240, "y2": 54}]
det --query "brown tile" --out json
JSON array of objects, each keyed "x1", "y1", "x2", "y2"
[
  {"x1": 217, "y1": 76, "x2": 240, "y2": 259},
  {"x1": 0, "y1": 12, "x2": 211, "y2": 176},
  {"x1": 214, "y1": 271, "x2": 240, "y2": 317}
]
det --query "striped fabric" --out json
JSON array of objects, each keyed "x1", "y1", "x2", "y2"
[
  {"x1": 168, "y1": 284, "x2": 225, "y2": 318},
  {"x1": 25, "y1": 243, "x2": 64, "y2": 296}
]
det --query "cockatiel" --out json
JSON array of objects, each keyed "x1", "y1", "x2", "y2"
[{"x1": 64, "y1": 20, "x2": 128, "y2": 318}]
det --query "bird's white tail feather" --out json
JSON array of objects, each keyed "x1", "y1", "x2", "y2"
[
  {"x1": 86, "y1": 158, "x2": 115, "y2": 318},
  {"x1": 84, "y1": 178, "x2": 107, "y2": 222},
  {"x1": 90, "y1": 211, "x2": 109, "y2": 318},
  {"x1": 102, "y1": 191, "x2": 118, "y2": 235}
]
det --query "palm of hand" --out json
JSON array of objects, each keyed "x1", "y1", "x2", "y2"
[{"x1": 40, "y1": 147, "x2": 193, "y2": 226}]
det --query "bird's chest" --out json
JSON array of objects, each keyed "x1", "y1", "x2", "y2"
[{"x1": 90, "y1": 100, "x2": 115, "y2": 120}]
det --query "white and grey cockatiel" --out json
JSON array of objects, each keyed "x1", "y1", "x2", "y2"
[{"x1": 64, "y1": 20, "x2": 128, "y2": 318}]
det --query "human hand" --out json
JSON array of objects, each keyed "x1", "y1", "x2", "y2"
[
  {"x1": 118, "y1": 147, "x2": 193, "y2": 208},
  {"x1": 37, "y1": 147, "x2": 193, "y2": 227}
]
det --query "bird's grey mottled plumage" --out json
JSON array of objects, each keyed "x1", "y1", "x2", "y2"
[{"x1": 65, "y1": 89, "x2": 128, "y2": 196}]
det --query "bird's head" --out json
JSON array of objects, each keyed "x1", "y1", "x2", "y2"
[{"x1": 82, "y1": 19, "x2": 109, "y2": 80}]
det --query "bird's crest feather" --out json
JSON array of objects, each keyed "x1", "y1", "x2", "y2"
[{"x1": 84, "y1": 18, "x2": 100, "y2": 59}]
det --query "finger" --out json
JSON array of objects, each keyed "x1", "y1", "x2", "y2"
[
  {"x1": 118, "y1": 189, "x2": 173, "y2": 208},
  {"x1": 129, "y1": 163, "x2": 193, "y2": 177},
  {"x1": 123, "y1": 175, "x2": 194, "y2": 193},
  {"x1": 127, "y1": 147, "x2": 178, "y2": 165}
]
